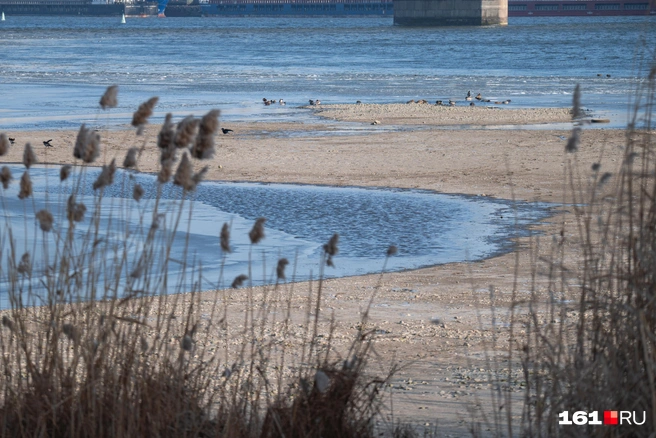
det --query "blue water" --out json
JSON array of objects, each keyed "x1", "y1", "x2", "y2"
[
  {"x1": 0, "y1": 165, "x2": 551, "y2": 307},
  {"x1": 0, "y1": 15, "x2": 654, "y2": 130}
]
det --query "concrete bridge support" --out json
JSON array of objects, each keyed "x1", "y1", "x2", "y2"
[{"x1": 393, "y1": 0, "x2": 507, "y2": 26}]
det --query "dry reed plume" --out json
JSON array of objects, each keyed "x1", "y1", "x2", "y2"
[{"x1": 99, "y1": 84, "x2": 118, "y2": 110}]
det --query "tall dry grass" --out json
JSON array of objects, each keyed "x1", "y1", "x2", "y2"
[
  {"x1": 0, "y1": 88, "x2": 404, "y2": 437},
  {"x1": 482, "y1": 60, "x2": 656, "y2": 437}
]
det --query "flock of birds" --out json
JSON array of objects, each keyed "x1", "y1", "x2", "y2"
[
  {"x1": 408, "y1": 91, "x2": 511, "y2": 107},
  {"x1": 5, "y1": 137, "x2": 54, "y2": 148},
  {"x1": 4, "y1": 91, "x2": 521, "y2": 150},
  {"x1": 263, "y1": 98, "x2": 322, "y2": 106},
  {"x1": 262, "y1": 98, "x2": 286, "y2": 106},
  {"x1": 260, "y1": 93, "x2": 512, "y2": 109}
]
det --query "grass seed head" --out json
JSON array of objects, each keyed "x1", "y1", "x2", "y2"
[
  {"x1": 60, "y1": 164, "x2": 72, "y2": 182},
  {"x1": 231, "y1": 274, "x2": 248, "y2": 289},
  {"x1": 158, "y1": 113, "x2": 175, "y2": 150},
  {"x1": 93, "y1": 159, "x2": 116, "y2": 190},
  {"x1": 133, "y1": 183, "x2": 144, "y2": 202},
  {"x1": 160, "y1": 143, "x2": 176, "y2": 164},
  {"x1": 0, "y1": 166, "x2": 11, "y2": 189},
  {"x1": 67, "y1": 195, "x2": 87, "y2": 223},
  {"x1": 220, "y1": 223, "x2": 231, "y2": 253},
  {"x1": 131, "y1": 97, "x2": 159, "y2": 130},
  {"x1": 18, "y1": 171, "x2": 32, "y2": 199},
  {"x1": 174, "y1": 115, "x2": 199, "y2": 149},
  {"x1": 35, "y1": 209, "x2": 54, "y2": 232},
  {"x1": 99, "y1": 85, "x2": 118, "y2": 110},
  {"x1": 1, "y1": 316, "x2": 13, "y2": 332},
  {"x1": 158, "y1": 158, "x2": 174, "y2": 184},
  {"x1": 276, "y1": 258, "x2": 289, "y2": 280},
  {"x1": 565, "y1": 127, "x2": 581, "y2": 153},
  {"x1": 73, "y1": 124, "x2": 101, "y2": 163},
  {"x1": 249, "y1": 217, "x2": 266, "y2": 244},
  {"x1": 572, "y1": 84, "x2": 582, "y2": 120},
  {"x1": 191, "y1": 109, "x2": 220, "y2": 160},
  {"x1": 0, "y1": 133, "x2": 9, "y2": 156},
  {"x1": 324, "y1": 233, "x2": 339, "y2": 256},
  {"x1": 123, "y1": 147, "x2": 139, "y2": 169},
  {"x1": 173, "y1": 152, "x2": 195, "y2": 191},
  {"x1": 17, "y1": 252, "x2": 30, "y2": 275},
  {"x1": 23, "y1": 143, "x2": 37, "y2": 169}
]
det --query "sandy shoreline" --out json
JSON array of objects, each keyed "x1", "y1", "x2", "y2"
[
  {"x1": 0, "y1": 105, "x2": 626, "y2": 432},
  {"x1": 311, "y1": 103, "x2": 574, "y2": 127}
]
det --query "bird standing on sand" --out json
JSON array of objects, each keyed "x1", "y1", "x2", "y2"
[
  {"x1": 43, "y1": 139, "x2": 53, "y2": 148},
  {"x1": 309, "y1": 99, "x2": 315, "y2": 106},
  {"x1": 221, "y1": 128, "x2": 233, "y2": 135},
  {"x1": 8, "y1": 137, "x2": 15, "y2": 145},
  {"x1": 448, "y1": 100, "x2": 456, "y2": 106},
  {"x1": 466, "y1": 91, "x2": 472, "y2": 101}
]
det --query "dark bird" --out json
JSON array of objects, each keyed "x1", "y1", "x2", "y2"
[
  {"x1": 309, "y1": 99, "x2": 315, "y2": 106},
  {"x1": 43, "y1": 139, "x2": 53, "y2": 147},
  {"x1": 8, "y1": 137, "x2": 15, "y2": 145},
  {"x1": 475, "y1": 93, "x2": 482, "y2": 101},
  {"x1": 221, "y1": 128, "x2": 233, "y2": 135},
  {"x1": 470, "y1": 102, "x2": 476, "y2": 107}
]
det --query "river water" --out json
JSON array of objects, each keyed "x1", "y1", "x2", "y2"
[{"x1": 0, "y1": 15, "x2": 654, "y2": 130}]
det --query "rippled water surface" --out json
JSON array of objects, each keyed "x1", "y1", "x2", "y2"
[
  {"x1": 0, "y1": 165, "x2": 551, "y2": 307},
  {"x1": 0, "y1": 16, "x2": 654, "y2": 129}
]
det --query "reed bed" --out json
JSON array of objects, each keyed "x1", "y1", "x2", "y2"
[
  {"x1": 475, "y1": 59, "x2": 656, "y2": 437},
  {"x1": 0, "y1": 88, "x2": 407, "y2": 437}
]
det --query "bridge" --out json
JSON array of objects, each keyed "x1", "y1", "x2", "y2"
[{"x1": 394, "y1": 0, "x2": 508, "y2": 25}]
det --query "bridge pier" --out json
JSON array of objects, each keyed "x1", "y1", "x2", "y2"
[{"x1": 393, "y1": 0, "x2": 507, "y2": 26}]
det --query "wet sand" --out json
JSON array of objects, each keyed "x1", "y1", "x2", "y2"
[{"x1": 0, "y1": 105, "x2": 627, "y2": 433}]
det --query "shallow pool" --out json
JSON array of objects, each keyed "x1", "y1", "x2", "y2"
[{"x1": 0, "y1": 165, "x2": 553, "y2": 308}]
